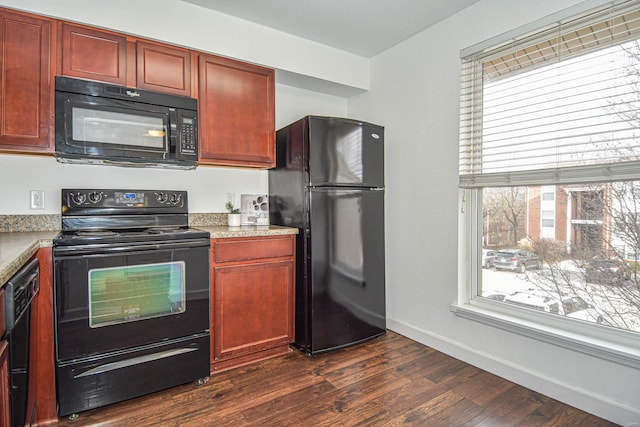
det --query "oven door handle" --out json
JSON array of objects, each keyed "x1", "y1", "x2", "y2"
[
  {"x1": 53, "y1": 239, "x2": 210, "y2": 256},
  {"x1": 73, "y1": 347, "x2": 200, "y2": 378}
]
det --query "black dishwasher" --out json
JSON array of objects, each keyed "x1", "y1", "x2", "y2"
[{"x1": 3, "y1": 258, "x2": 39, "y2": 427}]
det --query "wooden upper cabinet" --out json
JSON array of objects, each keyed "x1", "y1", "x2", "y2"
[
  {"x1": 60, "y1": 23, "x2": 193, "y2": 96},
  {"x1": 60, "y1": 22, "x2": 129, "y2": 86},
  {"x1": 198, "y1": 54, "x2": 275, "y2": 168},
  {"x1": 0, "y1": 9, "x2": 52, "y2": 152},
  {"x1": 0, "y1": 8, "x2": 275, "y2": 166},
  {"x1": 136, "y1": 41, "x2": 192, "y2": 97}
]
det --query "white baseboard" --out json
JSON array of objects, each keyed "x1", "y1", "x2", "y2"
[{"x1": 386, "y1": 318, "x2": 640, "y2": 426}]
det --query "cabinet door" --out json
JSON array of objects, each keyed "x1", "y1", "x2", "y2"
[
  {"x1": 213, "y1": 260, "x2": 294, "y2": 360},
  {"x1": 198, "y1": 54, "x2": 275, "y2": 168},
  {"x1": 60, "y1": 23, "x2": 128, "y2": 85},
  {"x1": 0, "y1": 291, "x2": 6, "y2": 427},
  {"x1": 136, "y1": 41, "x2": 192, "y2": 97},
  {"x1": 31, "y1": 248, "x2": 56, "y2": 425},
  {"x1": 0, "y1": 10, "x2": 52, "y2": 152},
  {"x1": 0, "y1": 341, "x2": 9, "y2": 427}
]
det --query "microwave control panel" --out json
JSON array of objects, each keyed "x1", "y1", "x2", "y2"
[{"x1": 180, "y1": 116, "x2": 197, "y2": 154}]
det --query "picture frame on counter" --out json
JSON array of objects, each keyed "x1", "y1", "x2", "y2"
[{"x1": 240, "y1": 194, "x2": 269, "y2": 226}]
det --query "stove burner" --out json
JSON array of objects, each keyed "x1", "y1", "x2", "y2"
[{"x1": 76, "y1": 231, "x2": 117, "y2": 237}]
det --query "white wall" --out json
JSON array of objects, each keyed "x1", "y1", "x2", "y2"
[
  {"x1": 2, "y1": 0, "x2": 637, "y2": 423},
  {"x1": 276, "y1": 84, "x2": 348, "y2": 129},
  {"x1": 349, "y1": 0, "x2": 640, "y2": 424}
]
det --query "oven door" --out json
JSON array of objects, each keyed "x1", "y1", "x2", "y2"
[{"x1": 53, "y1": 239, "x2": 210, "y2": 361}]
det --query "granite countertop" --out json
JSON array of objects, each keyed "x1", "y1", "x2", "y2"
[
  {"x1": 0, "y1": 231, "x2": 59, "y2": 285},
  {"x1": 197, "y1": 224, "x2": 299, "y2": 238}
]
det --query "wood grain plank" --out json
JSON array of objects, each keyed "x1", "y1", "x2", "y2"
[{"x1": 52, "y1": 332, "x2": 618, "y2": 427}]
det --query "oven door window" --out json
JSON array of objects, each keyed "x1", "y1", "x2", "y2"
[
  {"x1": 72, "y1": 106, "x2": 167, "y2": 150},
  {"x1": 88, "y1": 261, "x2": 185, "y2": 328}
]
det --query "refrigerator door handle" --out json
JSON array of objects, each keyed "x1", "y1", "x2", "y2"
[{"x1": 310, "y1": 186, "x2": 384, "y2": 191}]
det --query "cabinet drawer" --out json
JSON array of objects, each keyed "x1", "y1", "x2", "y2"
[{"x1": 213, "y1": 236, "x2": 294, "y2": 263}]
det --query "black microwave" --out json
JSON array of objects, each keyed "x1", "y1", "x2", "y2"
[{"x1": 55, "y1": 76, "x2": 198, "y2": 169}]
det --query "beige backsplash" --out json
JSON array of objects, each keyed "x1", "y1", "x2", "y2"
[
  {"x1": 0, "y1": 215, "x2": 61, "y2": 232},
  {"x1": 1, "y1": 213, "x2": 228, "y2": 232},
  {"x1": 188, "y1": 213, "x2": 227, "y2": 227}
]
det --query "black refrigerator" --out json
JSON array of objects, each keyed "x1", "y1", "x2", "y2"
[{"x1": 269, "y1": 115, "x2": 386, "y2": 355}]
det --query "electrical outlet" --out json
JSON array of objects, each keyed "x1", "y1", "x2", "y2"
[
  {"x1": 227, "y1": 193, "x2": 235, "y2": 205},
  {"x1": 30, "y1": 190, "x2": 45, "y2": 210}
]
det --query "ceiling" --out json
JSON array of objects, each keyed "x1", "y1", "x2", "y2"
[{"x1": 182, "y1": 0, "x2": 482, "y2": 58}]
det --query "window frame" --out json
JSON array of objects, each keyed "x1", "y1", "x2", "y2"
[
  {"x1": 454, "y1": 0, "x2": 640, "y2": 368},
  {"x1": 455, "y1": 188, "x2": 640, "y2": 368}
]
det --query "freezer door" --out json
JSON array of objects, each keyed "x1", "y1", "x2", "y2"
[
  {"x1": 307, "y1": 116, "x2": 384, "y2": 188},
  {"x1": 308, "y1": 188, "x2": 386, "y2": 354}
]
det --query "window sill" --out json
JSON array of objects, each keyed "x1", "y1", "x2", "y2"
[{"x1": 450, "y1": 302, "x2": 640, "y2": 369}]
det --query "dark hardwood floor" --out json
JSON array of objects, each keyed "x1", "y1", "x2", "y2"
[{"x1": 54, "y1": 331, "x2": 617, "y2": 426}]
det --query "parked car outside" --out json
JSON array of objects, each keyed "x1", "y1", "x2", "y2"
[
  {"x1": 503, "y1": 292, "x2": 603, "y2": 323},
  {"x1": 482, "y1": 249, "x2": 497, "y2": 269},
  {"x1": 493, "y1": 249, "x2": 542, "y2": 273},
  {"x1": 584, "y1": 256, "x2": 631, "y2": 286}
]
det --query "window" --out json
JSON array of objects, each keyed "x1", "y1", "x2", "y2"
[
  {"x1": 541, "y1": 210, "x2": 554, "y2": 228},
  {"x1": 457, "y1": 0, "x2": 640, "y2": 363}
]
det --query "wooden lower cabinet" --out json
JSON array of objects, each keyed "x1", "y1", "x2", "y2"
[
  {"x1": 0, "y1": 288, "x2": 8, "y2": 427},
  {"x1": 31, "y1": 248, "x2": 56, "y2": 425},
  {"x1": 0, "y1": 340, "x2": 9, "y2": 427},
  {"x1": 210, "y1": 235, "x2": 295, "y2": 373}
]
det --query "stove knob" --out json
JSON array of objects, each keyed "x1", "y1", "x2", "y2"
[
  {"x1": 169, "y1": 193, "x2": 181, "y2": 205},
  {"x1": 71, "y1": 192, "x2": 86, "y2": 205},
  {"x1": 156, "y1": 192, "x2": 168, "y2": 203},
  {"x1": 88, "y1": 191, "x2": 103, "y2": 204}
]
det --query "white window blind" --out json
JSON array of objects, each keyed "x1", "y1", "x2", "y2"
[{"x1": 459, "y1": 0, "x2": 640, "y2": 188}]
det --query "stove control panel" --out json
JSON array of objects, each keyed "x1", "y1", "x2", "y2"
[{"x1": 62, "y1": 189, "x2": 187, "y2": 212}]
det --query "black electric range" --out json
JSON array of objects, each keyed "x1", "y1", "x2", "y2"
[{"x1": 52, "y1": 188, "x2": 211, "y2": 418}]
